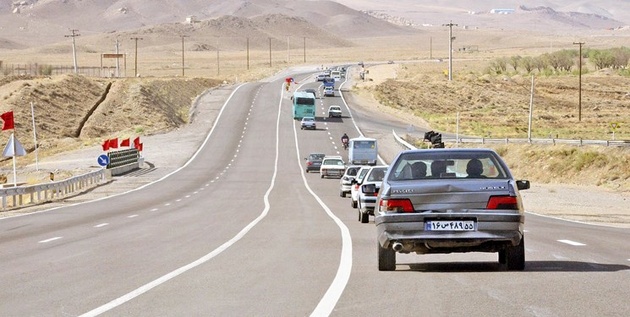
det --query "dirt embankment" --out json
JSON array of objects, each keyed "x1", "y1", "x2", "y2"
[
  {"x1": 350, "y1": 63, "x2": 630, "y2": 192},
  {"x1": 0, "y1": 74, "x2": 222, "y2": 170}
]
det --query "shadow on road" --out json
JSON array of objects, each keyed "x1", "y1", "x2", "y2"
[{"x1": 399, "y1": 260, "x2": 630, "y2": 273}]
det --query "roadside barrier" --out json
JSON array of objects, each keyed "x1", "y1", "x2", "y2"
[
  {"x1": 0, "y1": 169, "x2": 106, "y2": 210},
  {"x1": 392, "y1": 130, "x2": 630, "y2": 149},
  {"x1": 108, "y1": 148, "x2": 141, "y2": 176}
]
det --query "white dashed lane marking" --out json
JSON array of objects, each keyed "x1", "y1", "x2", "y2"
[
  {"x1": 39, "y1": 237, "x2": 62, "y2": 243},
  {"x1": 558, "y1": 239, "x2": 586, "y2": 246},
  {"x1": 94, "y1": 223, "x2": 109, "y2": 228}
]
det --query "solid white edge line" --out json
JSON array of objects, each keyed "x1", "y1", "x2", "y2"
[
  {"x1": 80, "y1": 83, "x2": 280, "y2": 317},
  {"x1": 295, "y1": 79, "x2": 353, "y2": 317}
]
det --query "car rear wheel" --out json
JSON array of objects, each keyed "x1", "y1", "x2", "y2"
[
  {"x1": 378, "y1": 242, "x2": 396, "y2": 271},
  {"x1": 505, "y1": 237, "x2": 525, "y2": 271},
  {"x1": 340, "y1": 191, "x2": 345, "y2": 197},
  {"x1": 351, "y1": 198, "x2": 357, "y2": 208}
]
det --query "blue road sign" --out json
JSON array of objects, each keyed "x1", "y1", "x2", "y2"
[{"x1": 97, "y1": 154, "x2": 110, "y2": 167}]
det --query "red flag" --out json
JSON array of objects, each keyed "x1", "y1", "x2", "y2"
[
  {"x1": 108, "y1": 138, "x2": 118, "y2": 149},
  {"x1": 133, "y1": 137, "x2": 141, "y2": 148},
  {"x1": 120, "y1": 138, "x2": 130, "y2": 147},
  {"x1": 102, "y1": 139, "x2": 110, "y2": 151},
  {"x1": 1, "y1": 111, "x2": 14, "y2": 130}
]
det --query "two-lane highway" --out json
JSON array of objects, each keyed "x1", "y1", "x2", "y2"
[{"x1": 1, "y1": 69, "x2": 629, "y2": 317}]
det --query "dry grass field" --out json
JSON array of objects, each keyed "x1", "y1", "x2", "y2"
[{"x1": 0, "y1": 0, "x2": 628, "y2": 192}]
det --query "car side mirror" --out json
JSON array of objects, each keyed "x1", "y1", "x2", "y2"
[
  {"x1": 363, "y1": 183, "x2": 376, "y2": 194},
  {"x1": 516, "y1": 180, "x2": 530, "y2": 190}
]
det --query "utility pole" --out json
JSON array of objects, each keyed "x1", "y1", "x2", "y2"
[
  {"x1": 246, "y1": 37, "x2": 250, "y2": 70},
  {"x1": 442, "y1": 21, "x2": 457, "y2": 81},
  {"x1": 303, "y1": 37, "x2": 306, "y2": 63},
  {"x1": 287, "y1": 35, "x2": 290, "y2": 63},
  {"x1": 65, "y1": 29, "x2": 80, "y2": 73},
  {"x1": 181, "y1": 35, "x2": 188, "y2": 77},
  {"x1": 130, "y1": 37, "x2": 143, "y2": 77},
  {"x1": 573, "y1": 41, "x2": 584, "y2": 122},
  {"x1": 269, "y1": 37, "x2": 272, "y2": 67},
  {"x1": 216, "y1": 37, "x2": 220, "y2": 75},
  {"x1": 115, "y1": 38, "x2": 120, "y2": 77}
]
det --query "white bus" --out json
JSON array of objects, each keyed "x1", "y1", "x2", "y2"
[
  {"x1": 348, "y1": 137, "x2": 378, "y2": 165},
  {"x1": 331, "y1": 70, "x2": 341, "y2": 80}
]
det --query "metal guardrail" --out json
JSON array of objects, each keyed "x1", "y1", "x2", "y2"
[
  {"x1": 0, "y1": 169, "x2": 106, "y2": 210},
  {"x1": 0, "y1": 149, "x2": 141, "y2": 212},
  {"x1": 446, "y1": 137, "x2": 630, "y2": 147},
  {"x1": 393, "y1": 130, "x2": 630, "y2": 150}
]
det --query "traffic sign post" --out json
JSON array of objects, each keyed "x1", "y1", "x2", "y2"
[
  {"x1": 97, "y1": 154, "x2": 110, "y2": 167},
  {"x1": 610, "y1": 122, "x2": 620, "y2": 140}
]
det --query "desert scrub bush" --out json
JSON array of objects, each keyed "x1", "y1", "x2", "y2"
[
  {"x1": 572, "y1": 150, "x2": 609, "y2": 171},
  {"x1": 39, "y1": 64, "x2": 53, "y2": 76}
]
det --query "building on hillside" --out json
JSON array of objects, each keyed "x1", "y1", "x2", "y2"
[
  {"x1": 186, "y1": 15, "x2": 197, "y2": 24},
  {"x1": 490, "y1": 9, "x2": 515, "y2": 14}
]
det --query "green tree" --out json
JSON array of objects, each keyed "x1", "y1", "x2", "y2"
[{"x1": 509, "y1": 55, "x2": 522, "y2": 72}]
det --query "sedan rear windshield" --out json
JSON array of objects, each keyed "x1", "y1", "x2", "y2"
[{"x1": 389, "y1": 151, "x2": 509, "y2": 180}]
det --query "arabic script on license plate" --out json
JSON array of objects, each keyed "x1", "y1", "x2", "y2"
[{"x1": 425, "y1": 220, "x2": 476, "y2": 231}]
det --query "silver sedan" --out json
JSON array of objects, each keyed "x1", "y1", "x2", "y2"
[{"x1": 373, "y1": 148, "x2": 530, "y2": 271}]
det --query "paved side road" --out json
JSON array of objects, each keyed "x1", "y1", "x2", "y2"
[{"x1": 1, "y1": 84, "x2": 236, "y2": 217}]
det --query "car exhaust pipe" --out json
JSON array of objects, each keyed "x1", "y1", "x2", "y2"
[{"x1": 392, "y1": 242, "x2": 403, "y2": 252}]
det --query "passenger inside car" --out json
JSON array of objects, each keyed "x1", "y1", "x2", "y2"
[
  {"x1": 430, "y1": 160, "x2": 447, "y2": 177},
  {"x1": 368, "y1": 169, "x2": 386, "y2": 181},
  {"x1": 466, "y1": 158, "x2": 485, "y2": 178},
  {"x1": 411, "y1": 161, "x2": 427, "y2": 178}
]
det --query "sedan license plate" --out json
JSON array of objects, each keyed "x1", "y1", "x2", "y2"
[{"x1": 425, "y1": 220, "x2": 476, "y2": 231}]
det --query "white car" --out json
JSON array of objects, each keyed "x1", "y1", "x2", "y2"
[
  {"x1": 358, "y1": 165, "x2": 388, "y2": 223},
  {"x1": 328, "y1": 105, "x2": 342, "y2": 118},
  {"x1": 323, "y1": 86, "x2": 334, "y2": 97},
  {"x1": 350, "y1": 166, "x2": 371, "y2": 208},
  {"x1": 300, "y1": 116, "x2": 316, "y2": 130},
  {"x1": 339, "y1": 165, "x2": 362, "y2": 197},
  {"x1": 320, "y1": 155, "x2": 346, "y2": 179}
]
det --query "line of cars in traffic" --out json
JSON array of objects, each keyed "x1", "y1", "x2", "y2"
[
  {"x1": 306, "y1": 146, "x2": 531, "y2": 272},
  {"x1": 301, "y1": 67, "x2": 531, "y2": 272}
]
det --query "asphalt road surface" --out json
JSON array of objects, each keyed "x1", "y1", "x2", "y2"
[{"x1": 0, "y1": 70, "x2": 629, "y2": 316}]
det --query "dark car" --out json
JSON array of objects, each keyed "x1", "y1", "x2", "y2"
[
  {"x1": 302, "y1": 88, "x2": 318, "y2": 99},
  {"x1": 304, "y1": 153, "x2": 326, "y2": 173},
  {"x1": 374, "y1": 148, "x2": 530, "y2": 271}
]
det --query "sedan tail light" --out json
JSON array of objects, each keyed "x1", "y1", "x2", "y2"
[
  {"x1": 380, "y1": 198, "x2": 414, "y2": 213},
  {"x1": 486, "y1": 195, "x2": 518, "y2": 210}
]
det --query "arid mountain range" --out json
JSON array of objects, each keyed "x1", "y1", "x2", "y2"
[{"x1": 1, "y1": 0, "x2": 629, "y2": 50}]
